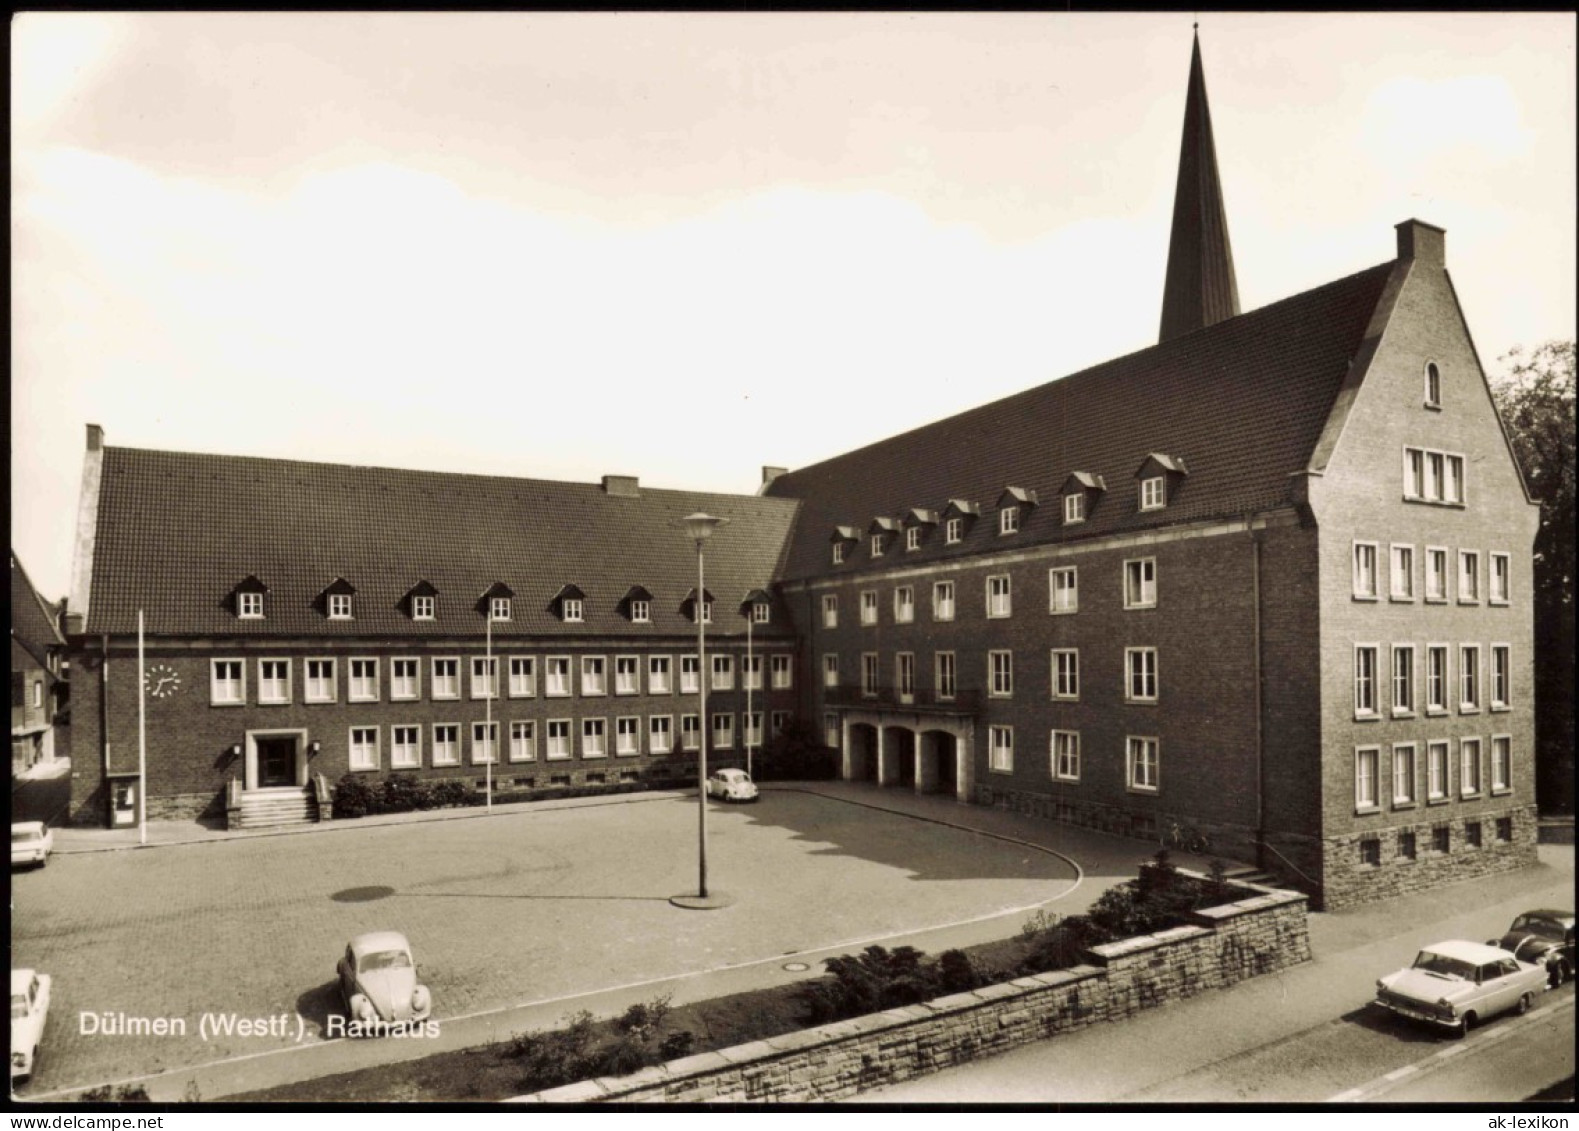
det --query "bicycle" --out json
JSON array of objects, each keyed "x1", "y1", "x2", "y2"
[{"x1": 1160, "y1": 821, "x2": 1211, "y2": 855}]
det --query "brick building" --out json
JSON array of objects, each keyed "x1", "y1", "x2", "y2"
[
  {"x1": 12, "y1": 550, "x2": 68, "y2": 775},
  {"x1": 64, "y1": 34, "x2": 1538, "y2": 907}
]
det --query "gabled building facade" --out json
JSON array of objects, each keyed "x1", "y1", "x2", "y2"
[{"x1": 12, "y1": 550, "x2": 69, "y2": 775}]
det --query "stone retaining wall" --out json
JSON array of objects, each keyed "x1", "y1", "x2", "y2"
[{"x1": 516, "y1": 879, "x2": 1309, "y2": 1104}]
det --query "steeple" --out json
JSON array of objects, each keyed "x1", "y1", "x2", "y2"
[{"x1": 1158, "y1": 29, "x2": 1240, "y2": 344}]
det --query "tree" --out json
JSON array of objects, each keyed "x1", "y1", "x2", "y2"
[{"x1": 1492, "y1": 341, "x2": 1575, "y2": 814}]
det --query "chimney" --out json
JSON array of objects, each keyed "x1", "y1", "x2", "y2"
[
  {"x1": 1396, "y1": 220, "x2": 1446, "y2": 268},
  {"x1": 759, "y1": 466, "x2": 788, "y2": 495},
  {"x1": 601, "y1": 474, "x2": 639, "y2": 498},
  {"x1": 87, "y1": 423, "x2": 104, "y2": 451}
]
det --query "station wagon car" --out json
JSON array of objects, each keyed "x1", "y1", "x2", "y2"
[
  {"x1": 1375, "y1": 939, "x2": 1547, "y2": 1036},
  {"x1": 336, "y1": 932, "x2": 431, "y2": 1034},
  {"x1": 1488, "y1": 910, "x2": 1575, "y2": 985},
  {"x1": 11, "y1": 969, "x2": 51, "y2": 1082},
  {"x1": 706, "y1": 768, "x2": 759, "y2": 803},
  {"x1": 11, "y1": 823, "x2": 52, "y2": 870}
]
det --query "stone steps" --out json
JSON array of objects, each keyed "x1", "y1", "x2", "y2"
[{"x1": 237, "y1": 790, "x2": 318, "y2": 829}]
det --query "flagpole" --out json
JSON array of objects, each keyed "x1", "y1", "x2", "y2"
[
  {"x1": 485, "y1": 609, "x2": 493, "y2": 812},
  {"x1": 137, "y1": 609, "x2": 147, "y2": 845}
]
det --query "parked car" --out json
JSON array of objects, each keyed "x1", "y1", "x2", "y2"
[
  {"x1": 10, "y1": 823, "x2": 52, "y2": 870},
  {"x1": 1375, "y1": 940, "x2": 1548, "y2": 1036},
  {"x1": 336, "y1": 932, "x2": 431, "y2": 1033},
  {"x1": 11, "y1": 969, "x2": 51, "y2": 1082},
  {"x1": 706, "y1": 768, "x2": 759, "y2": 803},
  {"x1": 1488, "y1": 910, "x2": 1575, "y2": 986}
]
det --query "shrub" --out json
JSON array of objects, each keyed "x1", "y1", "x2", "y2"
[
  {"x1": 755, "y1": 717, "x2": 839, "y2": 781},
  {"x1": 332, "y1": 773, "x2": 382, "y2": 819},
  {"x1": 79, "y1": 1083, "x2": 151, "y2": 1102},
  {"x1": 380, "y1": 775, "x2": 435, "y2": 813},
  {"x1": 508, "y1": 995, "x2": 688, "y2": 1092},
  {"x1": 938, "y1": 948, "x2": 985, "y2": 994},
  {"x1": 801, "y1": 945, "x2": 942, "y2": 1024},
  {"x1": 430, "y1": 780, "x2": 480, "y2": 809}
]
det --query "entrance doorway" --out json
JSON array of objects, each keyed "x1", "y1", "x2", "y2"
[{"x1": 256, "y1": 737, "x2": 298, "y2": 788}]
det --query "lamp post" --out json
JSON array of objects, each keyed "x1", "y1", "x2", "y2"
[{"x1": 671, "y1": 512, "x2": 732, "y2": 910}]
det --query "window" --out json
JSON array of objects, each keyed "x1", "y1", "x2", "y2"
[
  {"x1": 1353, "y1": 543, "x2": 1378, "y2": 600},
  {"x1": 1354, "y1": 645, "x2": 1379, "y2": 717},
  {"x1": 650, "y1": 716, "x2": 673, "y2": 754},
  {"x1": 1052, "y1": 731, "x2": 1080, "y2": 782},
  {"x1": 340, "y1": 657, "x2": 375, "y2": 702},
  {"x1": 329, "y1": 593, "x2": 353, "y2": 620},
  {"x1": 1391, "y1": 645, "x2": 1415, "y2": 716},
  {"x1": 582, "y1": 656, "x2": 607, "y2": 696},
  {"x1": 1458, "y1": 551, "x2": 1480, "y2": 603},
  {"x1": 712, "y1": 713, "x2": 734, "y2": 749},
  {"x1": 1460, "y1": 738, "x2": 1482, "y2": 797},
  {"x1": 933, "y1": 581, "x2": 955, "y2": 621},
  {"x1": 1427, "y1": 740, "x2": 1449, "y2": 801},
  {"x1": 545, "y1": 657, "x2": 571, "y2": 697},
  {"x1": 472, "y1": 721, "x2": 499, "y2": 764},
  {"x1": 945, "y1": 517, "x2": 963, "y2": 544},
  {"x1": 742, "y1": 711, "x2": 764, "y2": 747},
  {"x1": 562, "y1": 598, "x2": 583, "y2": 623},
  {"x1": 825, "y1": 713, "x2": 840, "y2": 749},
  {"x1": 212, "y1": 660, "x2": 244, "y2": 705},
  {"x1": 349, "y1": 727, "x2": 379, "y2": 771},
  {"x1": 305, "y1": 658, "x2": 336, "y2": 703},
  {"x1": 987, "y1": 574, "x2": 1012, "y2": 618},
  {"x1": 546, "y1": 720, "x2": 571, "y2": 760},
  {"x1": 1426, "y1": 646, "x2": 1448, "y2": 713},
  {"x1": 259, "y1": 659, "x2": 291, "y2": 705},
  {"x1": 989, "y1": 726, "x2": 1014, "y2": 773},
  {"x1": 1495, "y1": 816, "x2": 1513, "y2": 843},
  {"x1": 615, "y1": 656, "x2": 639, "y2": 695},
  {"x1": 989, "y1": 650, "x2": 1013, "y2": 698},
  {"x1": 582, "y1": 718, "x2": 607, "y2": 758},
  {"x1": 871, "y1": 534, "x2": 885, "y2": 558},
  {"x1": 1390, "y1": 545, "x2": 1415, "y2": 601},
  {"x1": 822, "y1": 595, "x2": 838, "y2": 628},
  {"x1": 894, "y1": 586, "x2": 915, "y2": 624},
  {"x1": 861, "y1": 590, "x2": 878, "y2": 626},
  {"x1": 1404, "y1": 446, "x2": 1465, "y2": 504},
  {"x1": 1432, "y1": 825, "x2": 1450, "y2": 855},
  {"x1": 832, "y1": 542, "x2": 845, "y2": 565},
  {"x1": 470, "y1": 657, "x2": 498, "y2": 700},
  {"x1": 1127, "y1": 736, "x2": 1159, "y2": 793},
  {"x1": 433, "y1": 658, "x2": 460, "y2": 700},
  {"x1": 906, "y1": 527, "x2": 922, "y2": 552},
  {"x1": 1359, "y1": 838, "x2": 1381, "y2": 867},
  {"x1": 1392, "y1": 743, "x2": 1417, "y2": 805},
  {"x1": 823, "y1": 653, "x2": 839, "y2": 688},
  {"x1": 935, "y1": 652, "x2": 956, "y2": 701},
  {"x1": 711, "y1": 654, "x2": 734, "y2": 691},
  {"x1": 239, "y1": 591, "x2": 264, "y2": 619},
  {"x1": 695, "y1": 600, "x2": 713, "y2": 625},
  {"x1": 393, "y1": 725, "x2": 421, "y2": 769},
  {"x1": 1397, "y1": 831, "x2": 1417, "y2": 861},
  {"x1": 1063, "y1": 493, "x2": 1084, "y2": 525},
  {"x1": 896, "y1": 653, "x2": 915, "y2": 701},
  {"x1": 490, "y1": 597, "x2": 512, "y2": 622},
  {"x1": 1424, "y1": 361, "x2": 1442, "y2": 407},
  {"x1": 648, "y1": 655, "x2": 672, "y2": 695},
  {"x1": 1139, "y1": 476, "x2": 1166, "y2": 511},
  {"x1": 1125, "y1": 648, "x2": 1158, "y2": 702},
  {"x1": 630, "y1": 599, "x2": 651, "y2": 624},
  {"x1": 771, "y1": 654, "x2": 793, "y2": 690},
  {"x1": 1355, "y1": 746, "x2": 1380, "y2": 810},
  {"x1": 1459, "y1": 646, "x2": 1481, "y2": 712},
  {"x1": 412, "y1": 595, "x2": 435, "y2": 621},
  {"x1": 1049, "y1": 567, "x2": 1078, "y2": 614},
  {"x1": 752, "y1": 602, "x2": 770, "y2": 625},
  {"x1": 1124, "y1": 559, "x2": 1157, "y2": 609},
  {"x1": 31, "y1": 681, "x2": 41, "y2": 708},
  {"x1": 861, "y1": 653, "x2": 879, "y2": 698},
  {"x1": 509, "y1": 721, "x2": 535, "y2": 763},
  {"x1": 1464, "y1": 821, "x2": 1483, "y2": 849},
  {"x1": 680, "y1": 655, "x2": 700, "y2": 694},
  {"x1": 1490, "y1": 553, "x2": 1510, "y2": 604},
  {"x1": 1490, "y1": 646, "x2": 1510, "y2": 709},
  {"x1": 509, "y1": 657, "x2": 536, "y2": 698},
  {"x1": 1052, "y1": 649, "x2": 1079, "y2": 700},
  {"x1": 1425, "y1": 547, "x2": 1448, "y2": 601},
  {"x1": 1000, "y1": 506, "x2": 1020, "y2": 535},
  {"x1": 616, "y1": 717, "x2": 640, "y2": 756},
  {"x1": 742, "y1": 654, "x2": 762, "y2": 691},
  {"x1": 771, "y1": 711, "x2": 790, "y2": 738},
  {"x1": 1491, "y1": 736, "x2": 1511, "y2": 793},
  {"x1": 392, "y1": 658, "x2": 419, "y2": 700},
  {"x1": 433, "y1": 724, "x2": 461, "y2": 766}
]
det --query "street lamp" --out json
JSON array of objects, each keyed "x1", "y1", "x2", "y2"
[{"x1": 671, "y1": 512, "x2": 733, "y2": 910}]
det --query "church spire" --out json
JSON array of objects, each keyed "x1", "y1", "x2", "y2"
[{"x1": 1158, "y1": 29, "x2": 1240, "y2": 344}]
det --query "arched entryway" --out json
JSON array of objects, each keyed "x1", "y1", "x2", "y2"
[
  {"x1": 882, "y1": 726, "x2": 916, "y2": 788},
  {"x1": 846, "y1": 723, "x2": 879, "y2": 782},
  {"x1": 918, "y1": 729, "x2": 959, "y2": 798}
]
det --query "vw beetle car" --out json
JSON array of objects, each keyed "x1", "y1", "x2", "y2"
[
  {"x1": 1375, "y1": 939, "x2": 1547, "y2": 1036},
  {"x1": 336, "y1": 932, "x2": 431, "y2": 1033},
  {"x1": 11, "y1": 822, "x2": 53, "y2": 870},
  {"x1": 1488, "y1": 910, "x2": 1575, "y2": 985},
  {"x1": 11, "y1": 969, "x2": 51, "y2": 1082},
  {"x1": 706, "y1": 768, "x2": 759, "y2": 803}
]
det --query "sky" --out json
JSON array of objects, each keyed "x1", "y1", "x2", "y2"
[{"x1": 11, "y1": 12, "x2": 1576, "y2": 602}]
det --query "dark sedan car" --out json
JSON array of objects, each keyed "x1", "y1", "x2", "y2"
[{"x1": 1489, "y1": 910, "x2": 1575, "y2": 986}]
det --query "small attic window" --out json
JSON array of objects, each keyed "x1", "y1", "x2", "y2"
[
  {"x1": 320, "y1": 578, "x2": 357, "y2": 620},
  {"x1": 478, "y1": 582, "x2": 515, "y2": 622},
  {"x1": 1424, "y1": 361, "x2": 1442, "y2": 409},
  {"x1": 833, "y1": 543, "x2": 845, "y2": 564},
  {"x1": 490, "y1": 597, "x2": 512, "y2": 621},
  {"x1": 830, "y1": 525, "x2": 858, "y2": 565},
  {"x1": 239, "y1": 592, "x2": 264, "y2": 619},
  {"x1": 871, "y1": 534, "x2": 886, "y2": 557},
  {"x1": 1064, "y1": 493, "x2": 1085, "y2": 524},
  {"x1": 404, "y1": 581, "x2": 438, "y2": 621},
  {"x1": 906, "y1": 527, "x2": 922, "y2": 551},
  {"x1": 999, "y1": 507, "x2": 1019, "y2": 535},
  {"x1": 631, "y1": 599, "x2": 650, "y2": 623},
  {"x1": 995, "y1": 488, "x2": 1035, "y2": 535},
  {"x1": 752, "y1": 603, "x2": 770, "y2": 624},
  {"x1": 1140, "y1": 477, "x2": 1166, "y2": 511},
  {"x1": 563, "y1": 598, "x2": 583, "y2": 622},
  {"x1": 683, "y1": 588, "x2": 714, "y2": 625},
  {"x1": 621, "y1": 586, "x2": 653, "y2": 624},
  {"x1": 1134, "y1": 455, "x2": 1186, "y2": 513},
  {"x1": 551, "y1": 585, "x2": 586, "y2": 624},
  {"x1": 413, "y1": 596, "x2": 435, "y2": 620},
  {"x1": 1060, "y1": 472, "x2": 1105, "y2": 525},
  {"x1": 945, "y1": 518, "x2": 963, "y2": 544}
]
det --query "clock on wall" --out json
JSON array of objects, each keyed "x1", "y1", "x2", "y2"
[{"x1": 144, "y1": 663, "x2": 182, "y2": 699}]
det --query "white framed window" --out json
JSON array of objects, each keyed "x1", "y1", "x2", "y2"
[
  {"x1": 871, "y1": 534, "x2": 885, "y2": 558},
  {"x1": 987, "y1": 574, "x2": 1012, "y2": 618},
  {"x1": 711, "y1": 654, "x2": 734, "y2": 691},
  {"x1": 615, "y1": 656, "x2": 640, "y2": 695},
  {"x1": 752, "y1": 602, "x2": 770, "y2": 625},
  {"x1": 648, "y1": 655, "x2": 672, "y2": 695},
  {"x1": 860, "y1": 590, "x2": 879, "y2": 626},
  {"x1": 999, "y1": 506, "x2": 1020, "y2": 535},
  {"x1": 1458, "y1": 550, "x2": 1480, "y2": 603},
  {"x1": 490, "y1": 597, "x2": 512, "y2": 622},
  {"x1": 1424, "y1": 361, "x2": 1442, "y2": 408},
  {"x1": 1490, "y1": 645, "x2": 1510, "y2": 709},
  {"x1": 1459, "y1": 645, "x2": 1481, "y2": 712},
  {"x1": 1489, "y1": 553, "x2": 1510, "y2": 604},
  {"x1": 392, "y1": 725, "x2": 421, "y2": 769},
  {"x1": 822, "y1": 594, "x2": 838, "y2": 628},
  {"x1": 581, "y1": 656, "x2": 607, "y2": 696},
  {"x1": 824, "y1": 713, "x2": 840, "y2": 749},
  {"x1": 1403, "y1": 446, "x2": 1465, "y2": 504},
  {"x1": 258, "y1": 658, "x2": 291, "y2": 705},
  {"x1": 206, "y1": 657, "x2": 243, "y2": 706},
  {"x1": 349, "y1": 726, "x2": 379, "y2": 771},
  {"x1": 432, "y1": 657, "x2": 460, "y2": 700},
  {"x1": 1459, "y1": 737, "x2": 1481, "y2": 797},
  {"x1": 582, "y1": 717, "x2": 607, "y2": 758},
  {"x1": 1052, "y1": 649, "x2": 1079, "y2": 700},
  {"x1": 1052, "y1": 730, "x2": 1080, "y2": 783},
  {"x1": 1352, "y1": 542, "x2": 1378, "y2": 600},
  {"x1": 1392, "y1": 742, "x2": 1417, "y2": 805},
  {"x1": 1425, "y1": 547, "x2": 1448, "y2": 601},
  {"x1": 742, "y1": 654, "x2": 763, "y2": 691},
  {"x1": 545, "y1": 720, "x2": 572, "y2": 760},
  {"x1": 832, "y1": 541, "x2": 845, "y2": 565},
  {"x1": 680, "y1": 655, "x2": 700, "y2": 694},
  {"x1": 989, "y1": 650, "x2": 1014, "y2": 698},
  {"x1": 238, "y1": 591, "x2": 264, "y2": 619},
  {"x1": 1355, "y1": 746, "x2": 1380, "y2": 811},
  {"x1": 391, "y1": 658, "x2": 420, "y2": 701},
  {"x1": 1126, "y1": 736, "x2": 1158, "y2": 793},
  {"x1": 743, "y1": 711, "x2": 763, "y2": 748},
  {"x1": 305, "y1": 658, "x2": 336, "y2": 704},
  {"x1": 1391, "y1": 645, "x2": 1415, "y2": 716},
  {"x1": 1425, "y1": 645, "x2": 1448, "y2": 714},
  {"x1": 1354, "y1": 645, "x2": 1379, "y2": 718},
  {"x1": 1389, "y1": 545, "x2": 1415, "y2": 601},
  {"x1": 509, "y1": 656, "x2": 536, "y2": 698},
  {"x1": 545, "y1": 656, "x2": 571, "y2": 697},
  {"x1": 712, "y1": 713, "x2": 734, "y2": 750},
  {"x1": 562, "y1": 598, "x2": 584, "y2": 623},
  {"x1": 470, "y1": 656, "x2": 498, "y2": 700},
  {"x1": 509, "y1": 721, "x2": 536, "y2": 763},
  {"x1": 411, "y1": 594, "x2": 435, "y2": 621},
  {"x1": 649, "y1": 716, "x2": 673, "y2": 755},
  {"x1": 771, "y1": 654, "x2": 793, "y2": 690},
  {"x1": 328, "y1": 593, "x2": 353, "y2": 620},
  {"x1": 1139, "y1": 476, "x2": 1166, "y2": 511},
  {"x1": 861, "y1": 652, "x2": 879, "y2": 698},
  {"x1": 348, "y1": 658, "x2": 378, "y2": 702},
  {"x1": 935, "y1": 652, "x2": 956, "y2": 701},
  {"x1": 823, "y1": 653, "x2": 839, "y2": 688},
  {"x1": 1049, "y1": 566, "x2": 1078, "y2": 614},
  {"x1": 989, "y1": 725, "x2": 1014, "y2": 773},
  {"x1": 630, "y1": 598, "x2": 651, "y2": 624},
  {"x1": 680, "y1": 714, "x2": 701, "y2": 752},
  {"x1": 896, "y1": 653, "x2": 915, "y2": 702},
  {"x1": 945, "y1": 517, "x2": 964, "y2": 544},
  {"x1": 894, "y1": 586, "x2": 915, "y2": 624},
  {"x1": 1124, "y1": 558, "x2": 1157, "y2": 609},
  {"x1": 1491, "y1": 735, "x2": 1511, "y2": 793},
  {"x1": 933, "y1": 581, "x2": 955, "y2": 621},
  {"x1": 1125, "y1": 647, "x2": 1158, "y2": 702},
  {"x1": 906, "y1": 527, "x2": 922, "y2": 552},
  {"x1": 616, "y1": 716, "x2": 640, "y2": 756},
  {"x1": 771, "y1": 711, "x2": 790, "y2": 738},
  {"x1": 1063, "y1": 493, "x2": 1084, "y2": 525},
  {"x1": 472, "y1": 721, "x2": 499, "y2": 764},
  {"x1": 1426, "y1": 740, "x2": 1449, "y2": 801},
  {"x1": 432, "y1": 724, "x2": 461, "y2": 766}
]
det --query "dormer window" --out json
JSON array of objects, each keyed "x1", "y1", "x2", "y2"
[
  {"x1": 403, "y1": 580, "x2": 438, "y2": 621},
  {"x1": 830, "y1": 525, "x2": 858, "y2": 566},
  {"x1": 1063, "y1": 494, "x2": 1084, "y2": 524},
  {"x1": 871, "y1": 534, "x2": 886, "y2": 557},
  {"x1": 833, "y1": 543, "x2": 845, "y2": 564},
  {"x1": 941, "y1": 500, "x2": 980, "y2": 546},
  {"x1": 906, "y1": 527, "x2": 921, "y2": 551},
  {"x1": 1140, "y1": 477, "x2": 1166, "y2": 511},
  {"x1": 1424, "y1": 361, "x2": 1442, "y2": 409},
  {"x1": 946, "y1": 518, "x2": 963, "y2": 544},
  {"x1": 741, "y1": 589, "x2": 772, "y2": 627},
  {"x1": 564, "y1": 599, "x2": 583, "y2": 622},
  {"x1": 868, "y1": 517, "x2": 899, "y2": 558},
  {"x1": 752, "y1": 603, "x2": 770, "y2": 624},
  {"x1": 1000, "y1": 507, "x2": 1019, "y2": 535},
  {"x1": 551, "y1": 584, "x2": 586, "y2": 624},
  {"x1": 413, "y1": 596, "x2": 435, "y2": 620},
  {"x1": 320, "y1": 578, "x2": 357, "y2": 620},
  {"x1": 232, "y1": 575, "x2": 269, "y2": 620},
  {"x1": 1059, "y1": 472, "x2": 1104, "y2": 527},
  {"x1": 904, "y1": 508, "x2": 938, "y2": 552},
  {"x1": 683, "y1": 588, "x2": 713, "y2": 625},
  {"x1": 491, "y1": 597, "x2": 511, "y2": 621},
  {"x1": 1134, "y1": 455, "x2": 1187, "y2": 514},
  {"x1": 994, "y1": 488, "x2": 1035, "y2": 535},
  {"x1": 631, "y1": 599, "x2": 650, "y2": 622},
  {"x1": 621, "y1": 586, "x2": 653, "y2": 624}
]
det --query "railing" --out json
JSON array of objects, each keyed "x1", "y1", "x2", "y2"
[{"x1": 823, "y1": 686, "x2": 983, "y2": 715}]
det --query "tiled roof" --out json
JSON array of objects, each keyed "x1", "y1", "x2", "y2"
[
  {"x1": 766, "y1": 261, "x2": 1396, "y2": 581},
  {"x1": 85, "y1": 452, "x2": 800, "y2": 640},
  {"x1": 11, "y1": 551, "x2": 65, "y2": 664}
]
